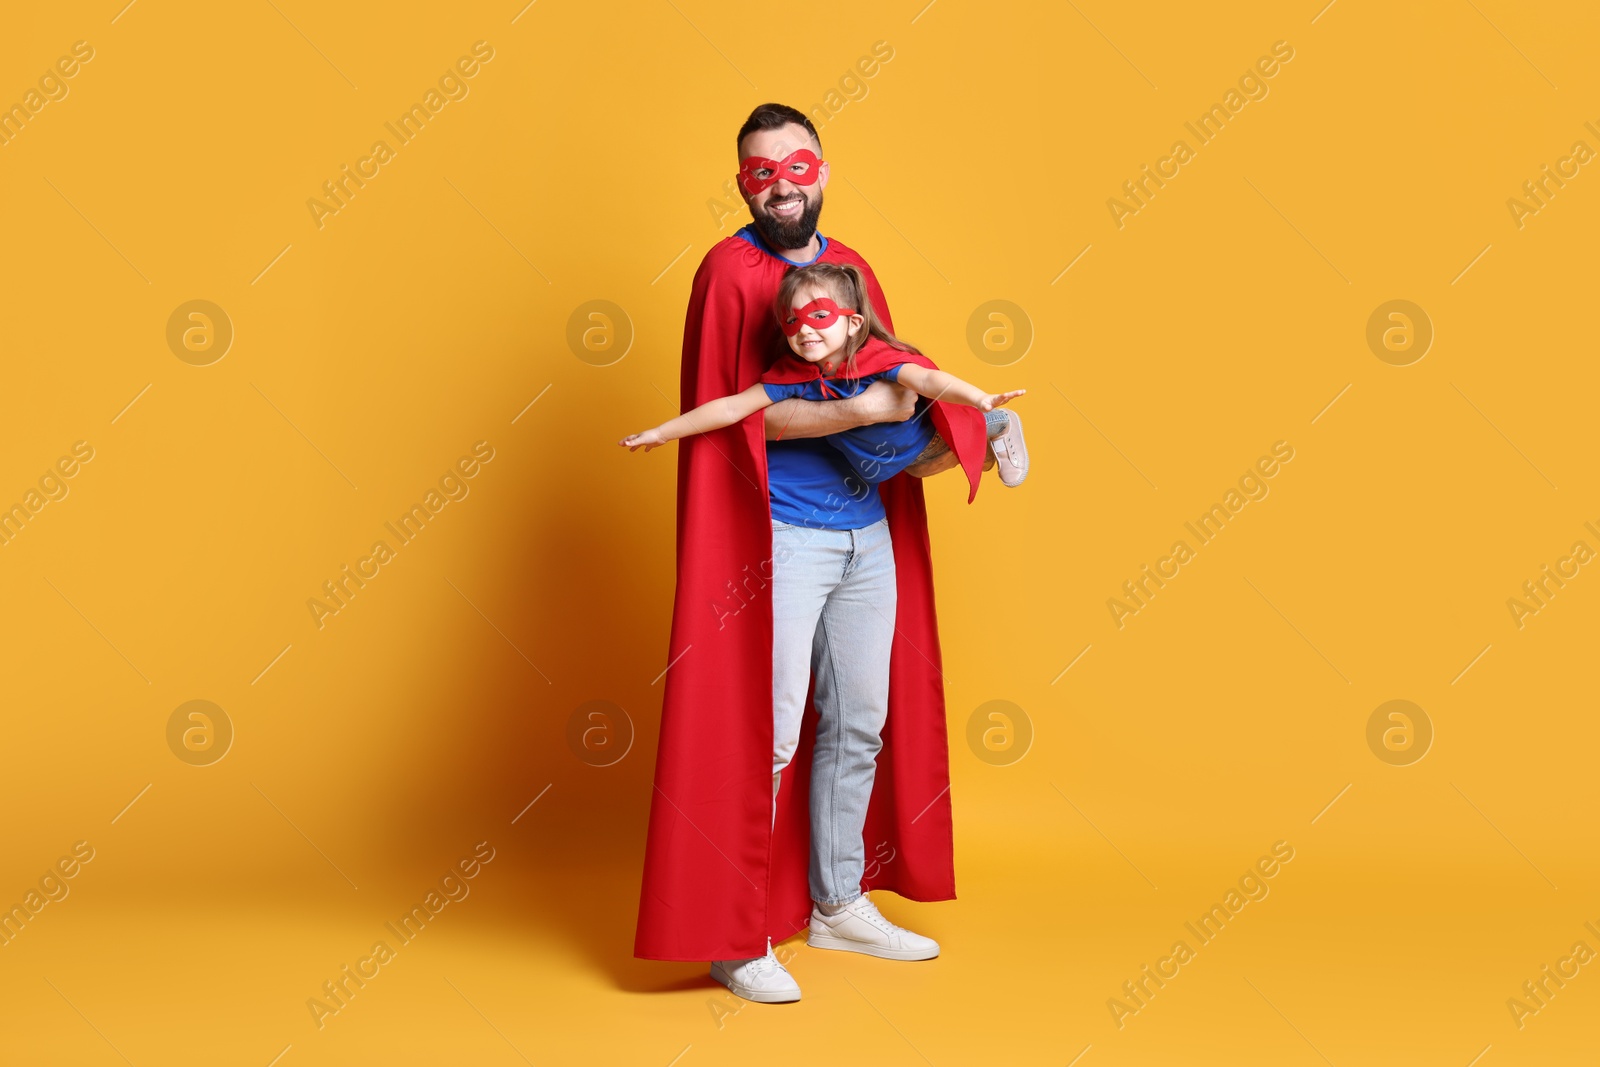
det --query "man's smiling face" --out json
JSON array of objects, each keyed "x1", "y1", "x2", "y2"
[{"x1": 738, "y1": 122, "x2": 828, "y2": 251}]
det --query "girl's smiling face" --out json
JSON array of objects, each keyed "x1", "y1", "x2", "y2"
[{"x1": 783, "y1": 283, "x2": 864, "y2": 368}]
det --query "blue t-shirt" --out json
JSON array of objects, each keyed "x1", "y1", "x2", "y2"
[
  {"x1": 763, "y1": 365, "x2": 937, "y2": 486},
  {"x1": 765, "y1": 439, "x2": 884, "y2": 529}
]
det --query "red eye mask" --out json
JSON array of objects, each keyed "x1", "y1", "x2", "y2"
[
  {"x1": 739, "y1": 149, "x2": 822, "y2": 195},
  {"x1": 781, "y1": 297, "x2": 856, "y2": 337}
]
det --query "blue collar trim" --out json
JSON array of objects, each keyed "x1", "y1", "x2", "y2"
[{"x1": 735, "y1": 224, "x2": 829, "y2": 267}]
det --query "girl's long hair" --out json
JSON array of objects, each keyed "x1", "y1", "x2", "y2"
[{"x1": 774, "y1": 262, "x2": 921, "y2": 376}]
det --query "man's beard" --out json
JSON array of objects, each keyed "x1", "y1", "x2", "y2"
[{"x1": 750, "y1": 190, "x2": 823, "y2": 251}]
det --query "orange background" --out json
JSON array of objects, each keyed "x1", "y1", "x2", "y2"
[{"x1": 2, "y1": 1, "x2": 1597, "y2": 1064}]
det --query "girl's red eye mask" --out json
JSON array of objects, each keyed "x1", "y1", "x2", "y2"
[{"x1": 781, "y1": 297, "x2": 856, "y2": 337}]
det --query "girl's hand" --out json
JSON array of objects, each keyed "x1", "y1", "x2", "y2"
[
  {"x1": 978, "y1": 389, "x2": 1026, "y2": 412},
  {"x1": 619, "y1": 428, "x2": 668, "y2": 452}
]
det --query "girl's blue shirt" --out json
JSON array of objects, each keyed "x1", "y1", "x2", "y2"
[{"x1": 763, "y1": 365, "x2": 938, "y2": 487}]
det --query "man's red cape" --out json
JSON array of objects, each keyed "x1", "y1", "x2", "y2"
[
  {"x1": 633, "y1": 234, "x2": 970, "y2": 961},
  {"x1": 758, "y1": 336, "x2": 987, "y2": 498}
]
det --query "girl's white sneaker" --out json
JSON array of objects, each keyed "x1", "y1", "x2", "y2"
[
  {"x1": 990, "y1": 409, "x2": 1029, "y2": 487},
  {"x1": 807, "y1": 893, "x2": 940, "y2": 960},
  {"x1": 709, "y1": 937, "x2": 801, "y2": 1003}
]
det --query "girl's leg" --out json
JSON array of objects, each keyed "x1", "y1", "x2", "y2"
[
  {"x1": 771, "y1": 521, "x2": 847, "y2": 829},
  {"x1": 982, "y1": 408, "x2": 1010, "y2": 469},
  {"x1": 906, "y1": 433, "x2": 952, "y2": 476},
  {"x1": 906, "y1": 410, "x2": 1013, "y2": 477},
  {"x1": 807, "y1": 516, "x2": 897, "y2": 906}
]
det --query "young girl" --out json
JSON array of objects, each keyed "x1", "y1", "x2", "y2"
[{"x1": 620, "y1": 263, "x2": 1029, "y2": 491}]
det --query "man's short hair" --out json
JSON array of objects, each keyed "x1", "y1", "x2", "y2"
[{"x1": 736, "y1": 103, "x2": 821, "y2": 154}]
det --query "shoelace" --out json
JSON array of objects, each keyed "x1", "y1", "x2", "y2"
[
  {"x1": 744, "y1": 952, "x2": 783, "y2": 979},
  {"x1": 736, "y1": 939, "x2": 785, "y2": 980},
  {"x1": 848, "y1": 896, "x2": 904, "y2": 938}
]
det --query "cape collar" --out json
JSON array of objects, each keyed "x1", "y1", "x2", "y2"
[{"x1": 760, "y1": 336, "x2": 909, "y2": 385}]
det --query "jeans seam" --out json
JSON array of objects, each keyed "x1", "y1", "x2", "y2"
[{"x1": 816, "y1": 605, "x2": 845, "y2": 903}]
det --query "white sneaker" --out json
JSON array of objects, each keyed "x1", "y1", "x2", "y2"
[
  {"x1": 807, "y1": 893, "x2": 940, "y2": 961},
  {"x1": 710, "y1": 937, "x2": 801, "y2": 1003},
  {"x1": 990, "y1": 409, "x2": 1029, "y2": 487}
]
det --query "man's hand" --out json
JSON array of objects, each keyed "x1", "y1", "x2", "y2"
[{"x1": 762, "y1": 379, "x2": 919, "y2": 440}]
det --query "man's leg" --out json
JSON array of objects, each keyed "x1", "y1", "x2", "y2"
[
  {"x1": 806, "y1": 516, "x2": 897, "y2": 906},
  {"x1": 711, "y1": 520, "x2": 838, "y2": 996},
  {"x1": 770, "y1": 521, "x2": 844, "y2": 829},
  {"x1": 710, "y1": 524, "x2": 819, "y2": 1004}
]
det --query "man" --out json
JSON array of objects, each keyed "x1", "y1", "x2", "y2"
[{"x1": 633, "y1": 104, "x2": 966, "y2": 1000}]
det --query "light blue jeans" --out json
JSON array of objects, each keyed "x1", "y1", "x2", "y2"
[{"x1": 770, "y1": 516, "x2": 898, "y2": 906}]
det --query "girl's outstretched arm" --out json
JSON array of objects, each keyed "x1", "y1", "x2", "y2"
[
  {"x1": 892, "y1": 364, "x2": 1025, "y2": 412},
  {"x1": 620, "y1": 384, "x2": 774, "y2": 452}
]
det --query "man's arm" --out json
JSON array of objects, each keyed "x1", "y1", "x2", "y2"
[{"x1": 762, "y1": 379, "x2": 917, "y2": 440}]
